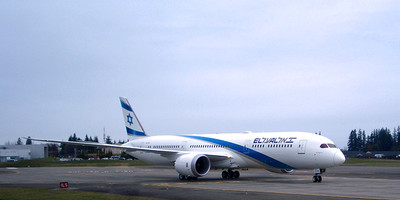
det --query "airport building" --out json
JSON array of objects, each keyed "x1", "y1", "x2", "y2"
[{"x1": 0, "y1": 144, "x2": 48, "y2": 162}]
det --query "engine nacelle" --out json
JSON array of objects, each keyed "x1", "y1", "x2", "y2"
[
  {"x1": 175, "y1": 154, "x2": 211, "y2": 177},
  {"x1": 266, "y1": 168, "x2": 294, "y2": 174}
]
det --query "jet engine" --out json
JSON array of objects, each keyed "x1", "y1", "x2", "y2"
[
  {"x1": 266, "y1": 168, "x2": 294, "y2": 174},
  {"x1": 175, "y1": 154, "x2": 211, "y2": 177}
]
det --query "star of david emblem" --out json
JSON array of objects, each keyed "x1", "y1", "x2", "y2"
[{"x1": 127, "y1": 114, "x2": 133, "y2": 126}]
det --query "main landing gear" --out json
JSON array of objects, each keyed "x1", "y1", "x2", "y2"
[
  {"x1": 178, "y1": 174, "x2": 198, "y2": 180},
  {"x1": 312, "y1": 168, "x2": 326, "y2": 183},
  {"x1": 222, "y1": 169, "x2": 240, "y2": 179}
]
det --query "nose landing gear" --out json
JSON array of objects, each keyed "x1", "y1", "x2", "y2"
[
  {"x1": 312, "y1": 175, "x2": 322, "y2": 182},
  {"x1": 312, "y1": 168, "x2": 325, "y2": 183}
]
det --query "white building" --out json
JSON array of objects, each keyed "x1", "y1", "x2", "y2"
[
  {"x1": 0, "y1": 144, "x2": 48, "y2": 162},
  {"x1": 0, "y1": 149, "x2": 31, "y2": 162}
]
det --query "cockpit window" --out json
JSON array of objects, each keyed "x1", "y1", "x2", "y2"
[
  {"x1": 320, "y1": 144, "x2": 328, "y2": 148},
  {"x1": 320, "y1": 143, "x2": 337, "y2": 148},
  {"x1": 328, "y1": 143, "x2": 337, "y2": 148}
]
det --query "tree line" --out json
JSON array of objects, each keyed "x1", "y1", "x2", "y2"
[
  {"x1": 60, "y1": 133, "x2": 129, "y2": 158},
  {"x1": 17, "y1": 133, "x2": 131, "y2": 159},
  {"x1": 347, "y1": 126, "x2": 400, "y2": 151}
]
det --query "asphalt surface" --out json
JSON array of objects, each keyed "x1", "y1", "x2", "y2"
[{"x1": 1, "y1": 165, "x2": 400, "y2": 200}]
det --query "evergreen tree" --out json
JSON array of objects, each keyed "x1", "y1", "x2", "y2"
[
  {"x1": 65, "y1": 133, "x2": 82, "y2": 156},
  {"x1": 16, "y1": 137, "x2": 23, "y2": 145},
  {"x1": 347, "y1": 130, "x2": 357, "y2": 151},
  {"x1": 377, "y1": 128, "x2": 393, "y2": 151},
  {"x1": 26, "y1": 136, "x2": 32, "y2": 145},
  {"x1": 356, "y1": 129, "x2": 366, "y2": 151},
  {"x1": 394, "y1": 126, "x2": 400, "y2": 150},
  {"x1": 105, "y1": 149, "x2": 113, "y2": 157},
  {"x1": 393, "y1": 127, "x2": 398, "y2": 150},
  {"x1": 48, "y1": 144, "x2": 59, "y2": 157},
  {"x1": 397, "y1": 126, "x2": 400, "y2": 150},
  {"x1": 69, "y1": 133, "x2": 81, "y2": 141},
  {"x1": 369, "y1": 130, "x2": 379, "y2": 151},
  {"x1": 105, "y1": 135, "x2": 112, "y2": 144}
]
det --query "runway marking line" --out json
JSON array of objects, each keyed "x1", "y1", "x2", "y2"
[
  {"x1": 175, "y1": 180, "x2": 256, "y2": 185},
  {"x1": 174, "y1": 177, "x2": 320, "y2": 185},
  {"x1": 148, "y1": 183, "x2": 399, "y2": 200},
  {"x1": 0, "y1": 169, "x2": 20, "y2": 175}
]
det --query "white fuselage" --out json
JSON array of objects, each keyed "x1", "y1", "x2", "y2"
[{"x1": 123, "y1": 131, "x2": 345, "y2": 170}]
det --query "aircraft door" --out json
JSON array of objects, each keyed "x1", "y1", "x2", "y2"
[
  {"x1": 181, "y1": 141, "x2": 188, "y2": 151},
  {"x1": 297, "y1": 140, "x2": 307, "y2": 154},
  {"x1": 243, "y1": 140, "x2": 251, "y2": 154},
  {"x1": 139, "y1": 142, "x2": 145, "y2": 154}
]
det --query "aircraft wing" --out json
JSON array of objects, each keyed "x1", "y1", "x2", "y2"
[{"x1": 27, "y1": 138, "x2": 230, "y2": 161}]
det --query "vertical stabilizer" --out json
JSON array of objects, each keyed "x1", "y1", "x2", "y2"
[{"x1": 119, "y1": 97, "x2": 147, "y2": 137}]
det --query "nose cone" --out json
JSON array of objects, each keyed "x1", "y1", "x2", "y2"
[{"x1": 333, "y1": 150, "x2": 345, "y2": 166}]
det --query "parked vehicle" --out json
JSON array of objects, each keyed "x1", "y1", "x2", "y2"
[
  {"x1": 374, "y1": 154, "x2": 384, "y2": 159},
  {"x1": 111, "y1": 156, "x2": 120, "y2": 160}
]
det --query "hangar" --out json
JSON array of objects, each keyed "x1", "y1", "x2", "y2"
[{"x1": 0, "y1": 144, "x2": 48, "y2": 162}]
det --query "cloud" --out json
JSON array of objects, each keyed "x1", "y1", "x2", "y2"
[{"x1": 1, "y1": 1, "x2": 400, "y2": 148}]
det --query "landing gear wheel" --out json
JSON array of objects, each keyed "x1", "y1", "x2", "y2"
[
  {"x1": 222, "y1": 171, "x2": 228, "y2": 179},
  {"x1": 179, "y1": 174, "x2": 186, "y2": 180},
  {"x1": 312, "y1": 175, "x2": 322, "y2": 183},
  {"x1": 228, "y1": 170, "x2": 234, "y2": 179},
  {"x1": 312, "y1": 168, "x2": 325, "y2": 183},
  {"x1": 233, "y1": 171, "x2": 240, "y2": 179}
]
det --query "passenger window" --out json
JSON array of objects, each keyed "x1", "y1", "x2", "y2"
[{"x1": 320, "y1": 144, "x2": 328, "y2": 148}]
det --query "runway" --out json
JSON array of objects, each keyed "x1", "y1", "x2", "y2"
[{"x1": 1, "y1": 165, "x2": 399, "y2": 200}]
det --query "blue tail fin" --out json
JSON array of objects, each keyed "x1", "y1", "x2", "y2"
[{"x1": 119, "y1": 97, "x2": 147, "y2": 137}]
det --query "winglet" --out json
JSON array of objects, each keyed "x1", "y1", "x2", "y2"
[{"x1": 119, "y1": 97, "x2": 147, "y2": 137}]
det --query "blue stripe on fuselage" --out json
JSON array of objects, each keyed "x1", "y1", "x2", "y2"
[{"x1": 181, "y1": 135, "x2": 295, "y2": 169}]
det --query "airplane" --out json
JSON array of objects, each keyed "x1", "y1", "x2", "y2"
[{"x1": 30, "y1": 97, "x2": 345, "y2": 183}]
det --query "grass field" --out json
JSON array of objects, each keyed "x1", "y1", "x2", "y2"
[
  {"x1": 344, "y1": 158, "x2": 400, "y2": 167},
  {"x1": 0, "y1": 187, "x2": 162, "y2": 200},
  {"x1": 0, "y1": 158, "x2": 151, "y2": 168}
]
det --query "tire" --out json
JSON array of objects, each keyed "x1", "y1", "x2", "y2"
[
  {"x1": 312, "y1": 176, "x2": 317, "y2": 182},
  {"x1": 179, "y1": 174, "x2": 186, "y2": 180},
  {"x1": 228, "y1": 171, "x2": 233, "y2": 179},
  {"x1": 317, "y1": 176, "x2": 322, "y2": 182},
  {"x1": 222, "y1": 171, "x2": 228, "y2": 179},
  {"x1": 233, "y1": 171, "x2": 240, "y2": 179}
]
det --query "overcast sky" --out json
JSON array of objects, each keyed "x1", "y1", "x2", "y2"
[{"x1": 1, "y1": 1, "x2": 400, "y2": 149}]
